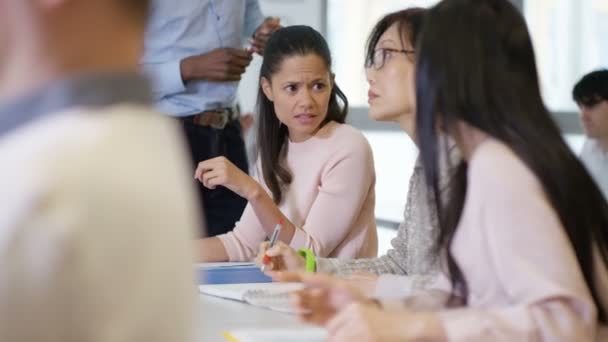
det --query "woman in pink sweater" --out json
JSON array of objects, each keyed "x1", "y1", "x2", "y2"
[
  {"x1": 194, "y1": 26, "x2": 377, "y2": 262},
  {"x1": 278, "y1": 0, "x2": 608, "y2": 340}
]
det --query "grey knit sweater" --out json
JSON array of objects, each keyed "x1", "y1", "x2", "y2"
[{"x1": 316, "y1": 147, "x2": 456, "y2": 291}]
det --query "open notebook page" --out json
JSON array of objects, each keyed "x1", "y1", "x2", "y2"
[{"x1": 199, "y1": 282, "x2": 304, "y2": 313}]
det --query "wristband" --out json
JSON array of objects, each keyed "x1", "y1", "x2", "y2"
[{"x1": 297, "y1": 248, "x2": 316, "y2": 273}]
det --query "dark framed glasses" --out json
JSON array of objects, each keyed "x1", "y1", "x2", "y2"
[{"x1": 365, "y1": 48, "x2": 415, "y2": 70}]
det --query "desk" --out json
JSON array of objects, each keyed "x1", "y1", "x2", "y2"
[{"x1": 195, "y1": 293, "x2": 317, "y2": 342}]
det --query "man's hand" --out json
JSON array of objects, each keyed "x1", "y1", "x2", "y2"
[
  {"x1": 249, "y1": 17, "x2": 281, "y2": 55},
  {"x1": 180, "y1": 48, "x2": 252, "y2": 82}
]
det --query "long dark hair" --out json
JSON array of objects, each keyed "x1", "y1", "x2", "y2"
[
  {"x1": 364, "y1": 8, "x2": 426, "y2": 67},
  {"x1": 416, "y1": 0, "x2": 608, "y2": 320},
  {"x1": 256, "y1": 25, "x2": 348, "y2": 204}
]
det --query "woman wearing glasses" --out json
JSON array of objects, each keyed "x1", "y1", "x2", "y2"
[{"x1": 258, "y1": 7, "x2": 459, "y2": 298}]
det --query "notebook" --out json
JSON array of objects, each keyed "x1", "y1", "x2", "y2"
[
  {"x1": 196, "y1": 262, "x2": 256, "y2": 268},
  {"x1": 198, "y1": 264, "x2": 273, "y2": 285},
  {"x1": 221, "y1": 328, "x2": 327, "y2": 342},
  {"x1": 199, "y1": 282, "x2": 304, "y2": 313}
]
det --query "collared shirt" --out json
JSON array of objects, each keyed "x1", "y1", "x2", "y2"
[
  {"x1": 0, "y1": 72, "x2": 151, "y2": 137},
  {"x1": 141, "y1": 0, "x2": 264, "y2": 117},
  {"x1": 580, "y1": 138, "x2": 608, "y2": 201}
]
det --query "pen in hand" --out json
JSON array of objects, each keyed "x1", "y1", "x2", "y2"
[{"x1": 261, "y1": 219, "x2": 283, "y2": 272}]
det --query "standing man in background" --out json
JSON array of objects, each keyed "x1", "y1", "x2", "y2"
[
  {"x1": 141, "y1": 0, "x2": 281, "y2": 237},
  {"x1": 573, "y1": 69, "x2": 608, "y2": 201}
]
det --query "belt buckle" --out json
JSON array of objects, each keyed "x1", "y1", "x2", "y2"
[{"x1": 209, "y1": 109, "x2": 229, "y2": 129}]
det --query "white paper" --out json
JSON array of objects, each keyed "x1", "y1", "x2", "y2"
[
  {"x1": 199, "y1": 282, "x2": 304, "y2": 313},
  {"x1": 196, "y1": 262, "x2": 257, "y2": 269}
]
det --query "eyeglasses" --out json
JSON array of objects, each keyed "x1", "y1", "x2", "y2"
[{"x1": 365, "y1": 48, "x2": 415, "y2": 70}]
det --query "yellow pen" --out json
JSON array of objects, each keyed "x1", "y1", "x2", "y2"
[{"x1": 221, "y1": 331, "x2": 239, "y2": 342}]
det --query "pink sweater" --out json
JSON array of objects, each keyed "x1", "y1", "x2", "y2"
[
  {"x1": 382, "y1": 139, "x2": 608, "y2": 341},
  {"x1": 218, "y1": 121, "x2": 378, "y2": 262}
]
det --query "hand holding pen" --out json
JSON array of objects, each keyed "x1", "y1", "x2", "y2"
[{"x1": 260, "y1": 220, "x2": 283, "y2": 272}]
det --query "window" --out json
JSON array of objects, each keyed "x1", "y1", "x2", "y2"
[
  {"x1": 328, "y1": 0, "x2": 608, "y2": 112},
  {"x1": 524, "y1": 0, "x2": 608, "y2": 112},
  {"x1": 327, "y1": 0, "x2": 441, "y2": 107}
]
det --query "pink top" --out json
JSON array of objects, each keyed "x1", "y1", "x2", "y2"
[
  {"x1": 218, "y1": 121, "x2": 378, "y2": 261},
  {"x1": 383, "y1": 139, "x2": 608, "y2": 341}
]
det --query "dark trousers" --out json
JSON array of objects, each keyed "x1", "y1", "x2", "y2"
[{"x1": 181, "y1": 119, "x2": 248, "y2": 237}]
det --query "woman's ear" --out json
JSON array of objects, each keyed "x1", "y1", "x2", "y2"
[
  {"x1": 330, "y1": 73, "x2": 336, "y2": 89},
  {"x1": 261, "y1": 77, "x2": 274, "y2": 102}
]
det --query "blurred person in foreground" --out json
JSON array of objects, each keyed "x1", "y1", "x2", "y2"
[{"x1": 0, "y1": 0, "x2": 200, "y2": 341}]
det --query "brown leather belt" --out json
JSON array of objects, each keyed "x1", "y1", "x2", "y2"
[{"x1": 181, "y1": 108, "x2": 236, "y2": 129}]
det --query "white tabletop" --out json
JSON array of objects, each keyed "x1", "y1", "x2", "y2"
[{"x1": 195, "y1": 293, "x2": 317, "y2": 342}]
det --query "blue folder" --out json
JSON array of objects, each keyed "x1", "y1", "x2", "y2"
[{"x1": 198, "y1": 265, "x2": 273, "y2": 285}]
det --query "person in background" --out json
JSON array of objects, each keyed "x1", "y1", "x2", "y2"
[
  {"x1": 279, "y1": 0, "x2": 608, "y2": 340},
  {"x1": 573, "y1": 69, "x2": 608, "y2": 200},
  {"x1": 0, "y1": 0, "x2": 199, "y2": 341},
  {"x1": 141, "y1": 0, "x2": 280, "y2": 237},
  {"x1": 194, "y1": 26, "x2": 378, "y2": 263}
]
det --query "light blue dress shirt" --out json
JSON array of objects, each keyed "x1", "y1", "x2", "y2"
[{"x1": 141, "y1": 0, "x2": 264, "y2": 117}]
